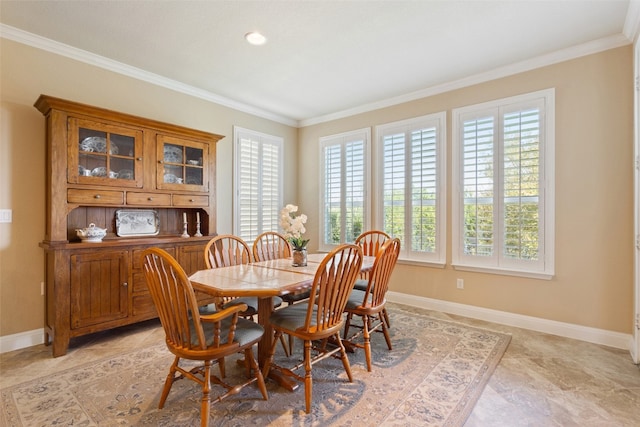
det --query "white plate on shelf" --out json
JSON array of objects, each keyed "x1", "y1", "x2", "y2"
[
  {"x1": 164, "y1": 173, "x2": 183, "y2": 184},
  {"x1": 163, "y1": 145, "x2": 183, "y2": 163},
  {"x1": 91, "y1": 166, "x2": 107, "y2": 177},
  {"x1": 117, "y1": 169, "x2": 133, "y2": 180}
]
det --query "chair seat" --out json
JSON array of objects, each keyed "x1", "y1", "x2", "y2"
[
  {"x1": 352, "y1": 279, "x2": 368, "y2": 292},
  {"x1": 345, "y1": 289, "x2": 373, "y2": 310},
  {"x1": 194, "y1": 316, "x2": 264, "y2": 347},
  {"x1": 281, "y1": 290, "x2": 311, "y2": 303},
  {"x1": 270, "y1": 304, "x2": 319, "y2": 331},
  {"x1": 199, "y1": 296, "x2": 283, "y2": 317},
  {"x1": 224, "y1": 296, "x2": 283, "y2": 312}
]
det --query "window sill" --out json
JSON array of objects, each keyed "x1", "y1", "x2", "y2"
[
  {"x1": 397, "y1": 258, "x2": 446, "y2": 269},
  {"x1": 452, "y1": 263, "x2": 554, "y2": 280}
]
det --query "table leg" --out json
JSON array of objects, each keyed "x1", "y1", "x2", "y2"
[
  {"x1": 256, "y1": 297, "x2": 273, "y2": 365},
  {"x1": 257, "y1": 296, "x2": 299, "y2": 392}
]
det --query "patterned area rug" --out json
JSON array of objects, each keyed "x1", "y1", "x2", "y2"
[{"x1": 1, "y1": 306, "x2": 510, "y2": 426}]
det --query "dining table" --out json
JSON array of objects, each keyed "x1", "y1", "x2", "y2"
[{"x1": 188, "y1": 252, "x2": 375, "y2": 390}]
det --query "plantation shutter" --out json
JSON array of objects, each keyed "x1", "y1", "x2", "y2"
[
  {"x1": 462, "y1": 115, "x2": 495, "y2": 258},
  {"x1": 378, "y1": 113, "x2": 445, "y2": 263},
  {"x1": 453, "y1": 89, "x2": 553, "y2": 278},
  {"x1": 234, "y1": 127, "x2": 283, "y2": 242},
  {"x1": 320, "y1": 129, "x2": 369, "y2": 249}
]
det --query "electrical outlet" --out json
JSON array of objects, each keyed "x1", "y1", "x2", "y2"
[{"x1": 456, "y1": 278, "x2": 464, "y2": 289}]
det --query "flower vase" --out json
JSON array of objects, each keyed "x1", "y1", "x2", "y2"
[{"x1": 292, "y1": 248, "x2": 308, "y2": 267}]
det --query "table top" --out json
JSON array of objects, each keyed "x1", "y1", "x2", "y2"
[{"x1": 189, "y1": 253, "x2": 374, "y2": 298}]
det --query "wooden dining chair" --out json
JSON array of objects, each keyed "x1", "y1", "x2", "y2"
[
  {"x1": 355, "y1": 230, "x2": 391, "y2": 259},
  {"x1": 262, "y1": 244, "x2": 363, "y2": 414},
  {"x1": 343, "y1": 238, "x2": 400, "y2": 372},
  {"x1": 354, "y1": 230, "x2": 392, "y2": 326},
  {"x1": 252, "y1": 231, "x2": 310, "y2": 354},
  {"x1": 203, "y1": 234, "x2": 283, "y2": 316},
  {"x1": 141, "y1": 247, "x2": 268, "y2": 427},
  {"x1": 252, "y1": 231, "x2": 292, "y2": 262},
  {"x1": 205, "y1": 234, "x2": 288, "y2": 355},
  {"x1": 253, "y1": 231, "x2": 311, "y2": 305}
]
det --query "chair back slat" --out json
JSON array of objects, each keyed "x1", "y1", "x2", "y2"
[
  {"x1": 253, "y1": 231, "x2": 292, "y2": 261},
  {"x1": 355, "y1": 230, "x2": 390, "y2": 257},
  {"x1": 204, "y1": 235, "x2": 252, "y2": 269},
  {"x1": 203, "y1": 235, "x2": 252, "y2": 307},
  {"x1": 365, "y1": 238, "x2": 401, "y2": 307},
  {"x1": 304, "y1": 244, "x2": 362, "y2": 333}
]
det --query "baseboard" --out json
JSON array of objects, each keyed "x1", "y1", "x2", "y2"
[
  {"x1": 387, "y1": 291, "x2": 633, "y2": 351},
  {"x1": 0, "y1": 293, "x2": 634, "y2": 355},
  {"x1": 0, "y1": 328, "x2": 44, "y2": 354}
]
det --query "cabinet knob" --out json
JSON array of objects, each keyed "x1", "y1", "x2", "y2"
[
  {"x1": 190, "y1": 199, "x2": 195, "y2": 202},
  {"x1": 158, "y1": 160, "x2": 163, "y2": 164},
  {"x1": 147, "y1": 197, "x2": 153, "y2": 201},
  {"x1": 122, "y1": 282, "x2": 128, "y2": 287},
  {"x1": 136, "y1": 157, "x2": 143, "y2": 161},
  {"x1": 94, "y1": 194, "x2": 101, "y2": 199}
]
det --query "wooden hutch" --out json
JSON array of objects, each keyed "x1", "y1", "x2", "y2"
[{"x1": 35, "y1": 95, "x2": 223, "y2": 357}]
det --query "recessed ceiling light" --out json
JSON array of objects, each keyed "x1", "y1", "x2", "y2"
[{"x1": 245, "y1": 31, "x2": 267, "y2": 46}]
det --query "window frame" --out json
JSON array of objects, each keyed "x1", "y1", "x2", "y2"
[
  {"x1": 318, "y1": 128, "x2": 371, "y2": 252},
  {"x1": 375, "y1": 112, "x2": 447, "y2": 265},
  {"x1": 232, "y1": 126, "x2": 284, "y2": 243},
  {"x1": 451, "y1": 89, "x2": 555, "y2": 279}
]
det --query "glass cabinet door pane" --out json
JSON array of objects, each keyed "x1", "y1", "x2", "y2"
[
  {"x1": 157, "y1": 135, "x2": 208, "y2": 191},
  {"x1": 71, "y1": 118, "x2": 143, "y2": 187}
]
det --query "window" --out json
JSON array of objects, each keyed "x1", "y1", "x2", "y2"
[
  {"x1": 233, "y1": 126, "x2": 283, "y2": 242},
  {"x1": 319, "y1": 128, "x2": 370, "y2": 251},
  {"x1": 376, "y1": 113, "x2": 446, "y2": 264},
  {"x1": 452, "y1": 89, "x2": 555, "y2": 279}
]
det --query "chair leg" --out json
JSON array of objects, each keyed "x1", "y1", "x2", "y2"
[
  {"x1": 217, "y1": 357, "x2": 226, "y2": 378},
  {"x1": 245, "y1": 347, "x2": 268, "y2": 400},
  {"x1": 304, "y1": 339, "x2": 313, "y2": 414},
  {"x1": 363, "y1": 316, "x2": 372, "y2": 372},
  {"x1": 262, "y1": 330, "x2": 281, "y2": 380},
  {"x1": 380, "y1": 313, "x2": 393, "y2": 350},
  {"x1": 200, "y1": 360, "x2": 212, "y2": 427},
  {"x1": 343, "y1": 312, "x2": 353, "y2": 339},
  {"x1": 335, "y1": 333, "x2": 353, "y2": 382},
  {"x1": 382, "y1": 307, "x2": 391, "y2": 328},
  {"x1": 279, "y1": 333, "x2": 290, "y2": 357},
  {"x1": 159, "y1": 356, "x2": 180, "y2": 408}
]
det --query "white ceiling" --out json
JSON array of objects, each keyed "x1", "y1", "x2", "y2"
[{"x1": 0, "y1": 1, "x2": 637, "y2": 126}]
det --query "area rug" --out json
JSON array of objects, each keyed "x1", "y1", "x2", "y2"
[{"x1": 1, "y1": 306, "x2": 511, "y2": 426}]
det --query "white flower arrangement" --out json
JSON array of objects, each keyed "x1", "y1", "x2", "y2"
[{"x1": 280, "y1": 204, "x2": 309, "y2": 250}]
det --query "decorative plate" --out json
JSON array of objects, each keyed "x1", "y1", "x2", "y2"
[
  {"x1": 91, "y1": 166, "x2": 107, "y2": 177},
  {"x1": 163, "y1": 145, "x2": 183, "y2": 163},
  {"x1": 164, "y1": 173, "x2": 182, "y2": 184},
  {"x1": 117, "y1": 169, "x2": 133, "y2": 180},
  {"x1": 115, "y1": 210, "x2": 160, "y2": 237}
]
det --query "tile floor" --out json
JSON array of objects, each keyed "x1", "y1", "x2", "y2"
[{"x1": 1, "y1": 303, "x2": 639, "y2": 426}]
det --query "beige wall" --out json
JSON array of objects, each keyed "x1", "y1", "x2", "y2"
[
  {"x1": 299, "y1": 46, "x2": 634, "y2": 334},
  {"x1": 0, "y1": 38, "x2": 634, "y2": 340},
  {"x1": 0, "y1": 38, "x2": 298, "y2": 336}
]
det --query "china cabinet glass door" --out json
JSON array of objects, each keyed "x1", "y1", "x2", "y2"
[
  {"x1": 69, "y1": 118, "x2": 143, "y2": 188},
  {"x1": 157, "y1": 134, "x2": 208, "y2": 192}
]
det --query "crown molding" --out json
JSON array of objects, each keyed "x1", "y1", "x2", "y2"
[
  {"x1": 299, "y1": 33, "x2": 631, "y2": 127},
  {"x1": 0, "y1": 24, "x2": 298, "y2": 128},
  {"x1": 1, "y1": 23, "x2": 632, "y2": 129}
]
